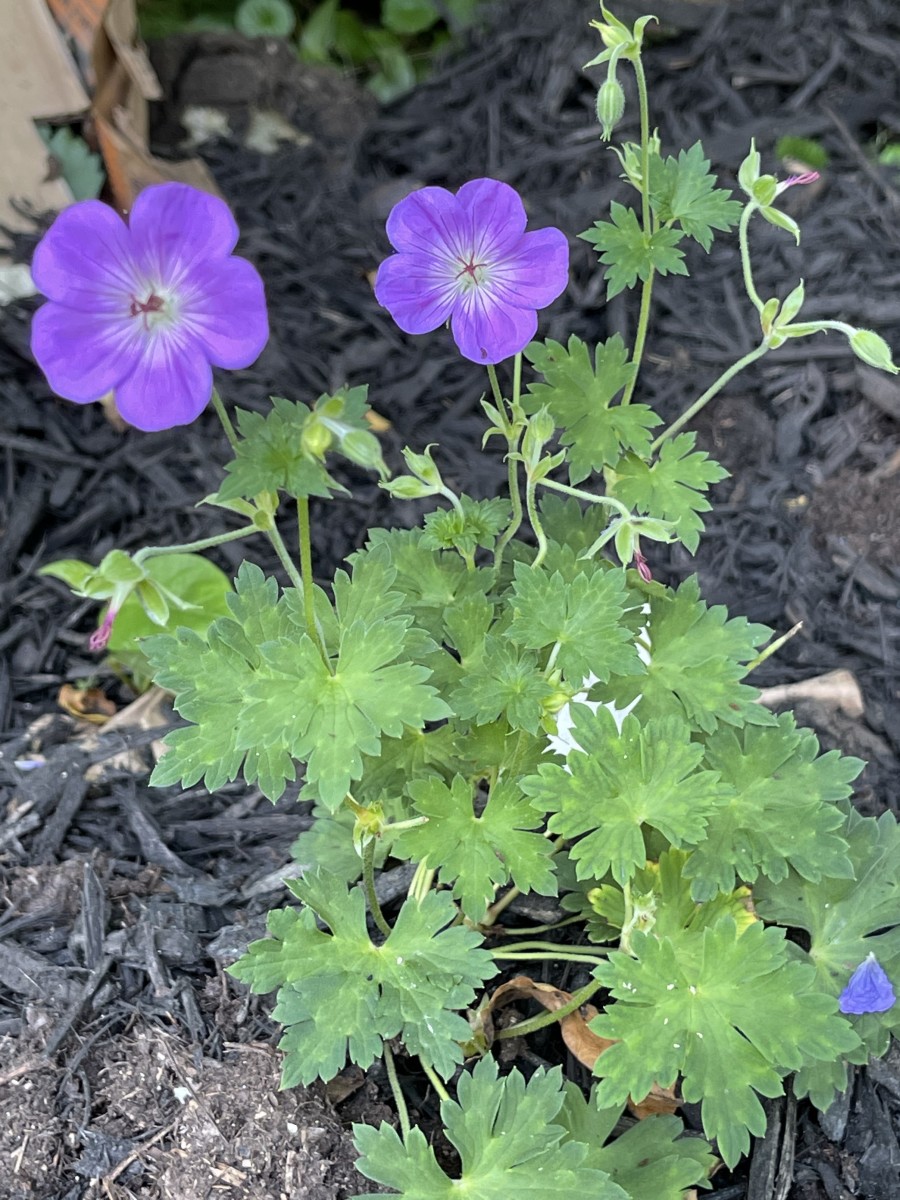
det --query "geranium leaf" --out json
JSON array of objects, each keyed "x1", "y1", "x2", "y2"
[
  {"x1": 450, "y1": 635, "x2": 553, "y2": 735},
  {"x1": 580, "y1": 202, "x2": 689, "y2": 299},
  {"x1": 394, "y1": 775, "x2": 557, "y2": 920},
  {"x1": 648, "y1": 142, "x2": 742, "y2": 251},
  {"x1": 523, "y1": 335, "x2": 658, "y2": 484},
  {"x1": 609, "y1": 434, "x2": 728, "y2": 553},
  {"x1": 507, "y1": 560, "x2": 641, "y2": 685},
  {"x1": 598, "y1": 576, "x2": 775, "y2": 733},
  {"x1": 353, "y1": 1056, "x2": 624, "y2": 1198},
  {"x1": 684, "y1": 714, "x2": 859, "y2": 901},
  {"x1": 522, "y1": 708, "x2": 729, "y2": 885},
  {"x1": 591, "y1": 919, "x2": 860, "y2": 1168},
  {"x1": 229, "y1": 871, "x2": 494, "y2": 1084}
]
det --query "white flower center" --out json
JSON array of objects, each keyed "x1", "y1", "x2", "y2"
[
  {"x1": 128, "y1": 286, "x2": 179, "y2": 335},
  {"x1": 455, "y1": 254, "x2": 489, "y2": 292}
]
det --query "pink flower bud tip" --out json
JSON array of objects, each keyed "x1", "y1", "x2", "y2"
[{"x1": 89, "y1": 607, "x2": 118, "y2": 652}]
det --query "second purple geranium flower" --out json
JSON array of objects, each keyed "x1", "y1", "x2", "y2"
[
  {"x1": 375, "y1": 178, "x2": 569, "y2": 366},
  {"x1": 31, "y1": 183, "x2": 269, "y2": 432}
]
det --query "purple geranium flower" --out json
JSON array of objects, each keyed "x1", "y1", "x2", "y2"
[
  {"x1": 31, "y1": 183, "x2": 268, "y2": 432},
  {"x1": 374, "y1": 178, "x2": 569, "y2": 366},
  {"x1": 838, "y1": 953, "x2": 896, "y2": 1015}
]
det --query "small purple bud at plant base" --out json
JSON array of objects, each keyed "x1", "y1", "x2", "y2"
[
  {"x1": 89, "y1": 606, "x2": 119, "y2": 653},
  {"x1": 375, "y1": 178, "x2": 569, "y2": 365},
  {"x1": 30, "y1": 184, "x2": 269, "y2": 432},
  {"x1": 596, "y1": 76, "x2": 626, "y2": 140},
  {"x1": 838, "y1": 953, "x2": 896, "y2": 1015}
]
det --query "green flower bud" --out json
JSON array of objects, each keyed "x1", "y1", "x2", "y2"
[
  {"x1": 521, "y1": 406, "x2": 555, "y2": 466},
  {"x1": 339, "y1": 429, "x2": 389, "y2": 478},
  {"x1": 751, "y1": 175, "x2": 778, "y2": 207},
  {"x1": 849, "y1": 329, "x2": 899, "y2": 375},
  {"x1": 98, "y1": 548, "x2": 145, "y2": 586},
  {"x1": 301, "y1": 418, "x2": 333, "y2": 458},
  {"x1": 382, "y1": 476, "x2": 439, "y2": 500},
  {"x1": 402, "y1": 445, "x2": 444, "y2": 487},
  {"x1": 596, "y1": 76, "x2": 626, "y2": 140},
  {"x1": 738, "y1": 140, "x2": 761, "y2": 195},
  {"x1": 778, "y1": 279, "x2": 805, "y2": 326},
  {"x1": 760, "y1": 296, "x2": 780, "y2": 337}
]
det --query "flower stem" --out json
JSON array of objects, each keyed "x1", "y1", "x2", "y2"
[
  {"x1": 363, "y1": 839, "x2": 392, "y2": 938},
  {"x1": 420, "y1": 1060, "x2": 451, "y2": 1104},
  {"x1": 525, "y1": 474, "x2": 548, "y2": 568},
  {"x1": 297, "y1": 497, "x2": 318, "y2": 644},
  {"x1": 536, "y1": 476, "x2": 631, "y2": 520},
  {"x1": 621, "y1": 54, "x2": 655, "y2": 406},
  {"x1": 650, "y1": 341, "x2": 770, "y2": 452},
  {"x1": 486, "y1": 363, "x2": 505, "y2": 409},
  {"x1": 265, "y1": 522, "x2": 305, "y2": 593},
  {"x1": 492, "y1": 950, "x2": 607, "y2": 965},
  {"x1": 210, "y1": 389, "x2": 239, "y2": 451},
  {"x1": 132, "y1": 523, "x2": 257, "y2": 564},
  {"x1": 739, "y1": 204, "x2": 764, "y2": 314},
  {"x1": 382, "y1": 1042, "x2": 411, "y2": 1140},
  {"x1": 494, "y1": 979, "x2": 603, "y2": 1041}
]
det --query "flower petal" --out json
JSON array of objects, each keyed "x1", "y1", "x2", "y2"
[
  {"x1": 31, "y1": 302, "x2": 136, "y2": 402},
  {"x1": 456, "y1": 178, "x2": 528, "y2": 259},
  {"x1": 385, "y1": 186, "x2": 469, "y2": 261},
  {"x1": 451, "y1": 288, "x2": 537, "y2": 365},
  {"x1": 115, "y1": 335, "x2": 213, "y2": 432},
  {"x1": 490, "y1": 227, "x2": 570, "y2": 309},
  {"x1": 181, "y1": 256, "x2": 269, "y2": 368},
  {"x1": 31, "y1": 201, "x2": 138, "y2": 308},
  {"x1": 374, "y1": 253, "x2": 456, "y2": 335},
  {"x1": 129, "y1": 183, "x2": 240, "y2": 285},
  {"x1": 839, "y1": 953, "x2": 896, "y2": 1015}
]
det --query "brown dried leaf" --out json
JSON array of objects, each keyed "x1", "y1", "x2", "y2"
[{"x1": 58, "y1": 683, "x2": 117, "y2": 723}]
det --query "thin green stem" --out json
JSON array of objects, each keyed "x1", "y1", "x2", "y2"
[
  {"x1": 495, "y1": 979, "x2": 603, "y2": 1041},
  {"x1": 492, "y1": 951, "x2": 607, "y2": 965},
  {"x1": 265, "y1": 522, "x2": 304, "y2": 593},
  {"x1": 739, "y1": 205, "x2": 764, "y2": 314},
  {"x1": 297, "y1": 497, "x2": 317, "y2": 644},
  {"x1": 486, "y1": 363, "x2": 505, "y2": 409},
  {"x1": 512, "y1": 352, "x2": 523, "y2": 414},
  {"x1": 497, "y1": 915, "x2": 584, "y2": 937},
  {"x1": 210, "y1": 389, "x2": 239, "y2": 451},
  {"x1": 363, "y1": 839, "x2": 392, "y2": 938},
  {"x1": 132, "y1": 524, "x2": 257, "y2": 565},
  {"x1": 650, "y1": 341, "x2": 769, "y2": 453},
  {"x1": 525, "y1": 475, "x2": 548, "y2": 568},
  {"x1": 420, "y1": 1060, "x2": 451, "y2": 1104},
  {"x1": 494, "y1": 939, "x2": 601, "y2": 956},
  {"x1": 382, "y1": 1043, "x2": 411, "y2": 1140},
  {"x1": 537, "y1": 476, "x2": 631, "y2": 520},
  {"x1": 620, "y1": 53, "x2": 654, "y2": 406},
  {"x1": 493, "y1": 444, "x2": 523, "y2": 572}
]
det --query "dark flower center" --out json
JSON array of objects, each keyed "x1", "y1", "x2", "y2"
[
  {"x1": 456, "y1": 257, "x2": 487, "y2": 288},
  {"x1": 129, "y1": 292, "x2": 166, "y2": 329}
]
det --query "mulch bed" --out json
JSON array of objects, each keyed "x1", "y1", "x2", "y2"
[{"x1": 2, "y1": 0, "x2": 900, "y2": 1195}]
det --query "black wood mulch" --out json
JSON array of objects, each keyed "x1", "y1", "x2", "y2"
[{"x1": 2, "y1": 0, "x2": 900, "y2": 1196}]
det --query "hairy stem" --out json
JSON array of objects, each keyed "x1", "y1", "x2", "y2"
[
  {"x1": 420, "y1": 1060, "x2": 451, "y2": 1103},
  {"x1": 210, "y1": 389, "x2": 239, "y2": 451},
  {"x1": 525, "y1": 474, "x2": 548, "y2": 568},
  {"x1": 383, "y1": 1043, "x2": 411, "y2": 1140},
  {"x1": 297, "y1": 497, "x2": 318, "y2": 644},
  {"x1": 536, "y1": 476, "x2": 631, "y2": 520},
  {"x1": 495, "y1": 979, "x2": 603, "y2": 1041},
  {"x1": 132, "y1": 524, "x2": 257, "y2": 565},
  {"x1": 621, "y1": 54, "x2": 655, "y2": 406},
  {"x1": 363, "y1": 839, "x2": 392, "y2": 938},
  {"x1": 739, "y1": 204, "x2": 764, "y2": 314},
  {"x1": 650, "y1": 341, "x2": 769, "y2": 452}
]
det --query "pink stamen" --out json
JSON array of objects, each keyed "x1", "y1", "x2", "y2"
[
  {"x1": 129, "y1": 292, "x2": 165, "y2": 331},
  {"x1": 780, "y1": 171, "x2": 820, "y2": 191}
]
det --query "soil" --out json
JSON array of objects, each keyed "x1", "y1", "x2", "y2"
[{"x1": 2, "y1": 0, "x2": 900, "y2": 1197}]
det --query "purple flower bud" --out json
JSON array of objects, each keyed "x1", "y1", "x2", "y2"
[
  {"x1": 89, "y1": 607, "x2": 118, "y2": 653},
  {"x1": 633, "y1": 547, "x2": 653, "y2": 583},
  {"x1": 838, "y1": 953, "x2": 896, "y2": 1015}
]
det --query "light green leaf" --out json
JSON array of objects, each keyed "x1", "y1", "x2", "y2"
[
  {"x1": 507, "y1": 560, "x2": 641, "y2": 685},
  {"x1": 395, "y1": 775, "x2": 557, "y2": 920},
  {"x1": 591, "y1": 919, "x2": 860, "y2": 1168},
  {"x1": 524, "y1": 335, "x2": 657, "y2": 484},
  {"x1": 523, "y1": 708, "x2": 728, "y2": 885},
  {"x1": 598, "y1": 576, "x2": 775, "y2": 733},
  {"x1": 450, "y1": 636, "x2": 553, "y2": 735},
  {"x1": 580, "y1": 202, "x2": 689, "y2": 299},
  {"x1": 230, "y1": 871, "x2": 493, "y2": 1083},
  {"x1": 684, "y1": 714, "x2": 859, "y2": 901},
  {"x1": 609, "y1": 433, "x2": 728, "y2": 553},
  {"x1": 559, "y1": 1082, "x2": 715, "y2": 1200},
  {"x1": 353, "y1": 1056, "x2": 624, "y2": 1198},
  {"x1": 648, "y1": 142, "x2": 741, "y2": 251}
]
